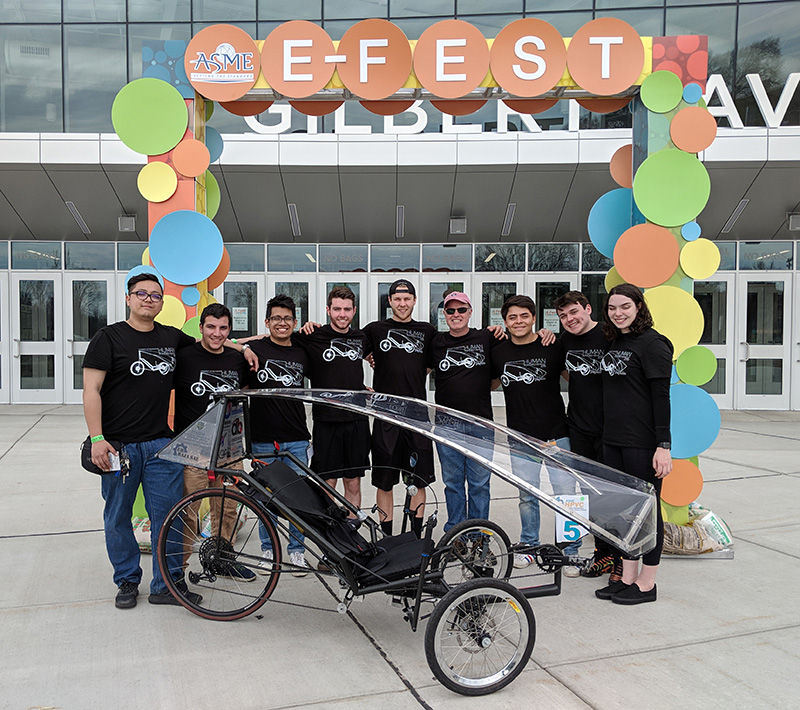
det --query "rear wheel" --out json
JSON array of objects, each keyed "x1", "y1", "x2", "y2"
[
  {"x1": 158, "y1": 488, "x2": 281, "y2": 620},
  {"x1": 434, "y1": 519, "x2": 512, "y2": 588},
  {"x1": 425, "y1": 578, "x2": 535, "y2": 696}
]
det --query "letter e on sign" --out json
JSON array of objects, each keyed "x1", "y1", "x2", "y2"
[
  {"x1": 261, "y1": 21, "x2": 336, "y2": 99},
  {"x1": 567, "y1": 18, "x2": 644, "y2": 96},
  {"x1": 490, "y1": 19, "x2": 567, "y2": 98},
  {"x1": 337, "y1": 19, "x2": 413, "y2": 100},
  {"x1": 414, "y1": 20, "x2": 489, "y2": 100}
]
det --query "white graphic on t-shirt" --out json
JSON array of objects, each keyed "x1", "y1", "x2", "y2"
[
  {"x1": 323, "y1": 338, "x2": 363, "y2": 362},
  {"x1": 601, "y1": 350, "x2": 630, "y2": 376},
  {"x1": 439, "y1": 345, "x2": 486, "y2": 371},
  {"x1": 130, "y1": 348, "x2": 176, "y2": 376},
  {"x1": 565, "y1": 349, "x2": 604, "y2": 376},
  {"x1": 191, "y1": 369, "x2": 239, "y2": 396},
  {"x1": 500, "y1": 359, "x2": 546, "y2": 386},
  {"x1": 257, "y1": 359, "x2": 304, "y2": 386},
  {"x1": 379, "y1": 329, "x2": 424, "y2": 354}
]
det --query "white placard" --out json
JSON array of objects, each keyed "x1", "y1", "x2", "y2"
[
  {"x1": 554, "y1": 494, "x2": 590, "y2": 543},
  {"x1": 232, "y1": 307, "x2": 248, "y2": 330},
  {"x1": 542, "y1": 308, "x2": 560, "y2": 333},
  {"x1": 437, "y1": 307, "x2": 447, "y2": 332},
  {"x1": 489, "y1": 307, "x2": 504, "y2": 328}
]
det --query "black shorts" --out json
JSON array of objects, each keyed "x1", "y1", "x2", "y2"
[
  {"x1": 371, "y1": 421, "x2": 435, "y2": 491},
  {"x1": 311, "y1": 419, "x2": 370, "y2": 480}
]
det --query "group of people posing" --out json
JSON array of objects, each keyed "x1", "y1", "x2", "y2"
[{"x1": 83, "y1": 272, "x2": 672, "y2": 611}]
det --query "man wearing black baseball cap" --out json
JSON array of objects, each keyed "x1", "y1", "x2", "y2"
[{"x1": 363, "y1": 279, "x2": 436, "y2": 537}]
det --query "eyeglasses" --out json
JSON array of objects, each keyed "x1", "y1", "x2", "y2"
[
  {"x1": 268, "y1": 315, "x2": 296, "y2": 324},
  {"x1": 131, "y1": 290, "x2": 163, "y2": 302},
  {"x1": 444, "y1": 307, "x2": 469, "y2": 315}
]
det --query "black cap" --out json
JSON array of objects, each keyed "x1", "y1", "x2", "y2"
[{"x1": 389, "y1": 279, "x2": 416, "y2": 296}]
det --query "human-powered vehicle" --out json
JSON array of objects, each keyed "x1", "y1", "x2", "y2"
[{"x1": 156, "y1": 390, "x2": 657, "y2": 696}]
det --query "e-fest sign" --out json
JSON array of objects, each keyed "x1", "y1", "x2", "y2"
[{"x1": 110, "y1": 16, "x2": 722, "y2": 524}]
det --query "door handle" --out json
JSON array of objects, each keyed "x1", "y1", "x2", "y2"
[
  {"x1": 13, "y1": 338, "x2": 19, "y2": 358},
  {"x1": 66, "y1": 338, "x2": 74, "y2": 359},
  {"x1": 739, "y1": 341, "x2": 750, "y2": 362}
]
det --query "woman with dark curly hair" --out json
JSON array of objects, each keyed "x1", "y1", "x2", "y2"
[{"x1": 596, "y1": 283, "x2": 673, "y2": 605}]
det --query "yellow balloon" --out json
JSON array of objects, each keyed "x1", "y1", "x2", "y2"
[
  {"x1": 645, "y1": 285, "x2": 704, "y2": 358},
  {"x1": 604, "y1": 266, "x2": 625, "y2": 292},
  {"x1": 137, "y1": 162, "x2": 178, "y2": 203},
  {"x1": 680, "y1": 238, "x2": 720, "y2": 280},
  {"x1": 141, "y1": 246, "x2": 150, "y2": 266},
  {"x1": 155, "y1": 294, "x2": 187, "y2": 328}
]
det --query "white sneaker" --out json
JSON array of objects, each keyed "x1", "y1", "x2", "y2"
[
  {"x1": 563, "y1": 566, "x2": 581, "y2": 578},
  {"x1": 257, "y1": 550, "x2": 273, "y2": 575},
  {"x1": 289, "y1": 551, "x2": 309, "y2": 577},
  {"x1": 513, "y1": 553, "x2": 534, "y2": 569}
]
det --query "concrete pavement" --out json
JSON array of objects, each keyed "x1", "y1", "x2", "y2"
[{"x1": 1, "y1": 406, "x2": 798, "y2": 709}]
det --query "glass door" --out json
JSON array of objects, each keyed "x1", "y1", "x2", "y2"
[
  {"x1": 0, "y1": 272, "x2": 9, "y2": 404},
  {"x1": 11, "y1": 273, "x2": 63, "y2": 403},
  {"x1": 420, "y1": 275, "x2": 469, "y2": 333},
  {"x1": 214, "y1": 274, "x2": 266, "y2": 340},
  {"x1": 735, "y1": 275, "x2": 792, "y2": 409},
  {"x1": 794, "y1": 272, "x2": 800, "y2": 411},
  {"x1": 266, "y1": 275, "x2": 316, "y2": 330},
  {"x1": 524, "y1": 275, "x2": 579, "y2": 336},
  {"x1": 694, "y1": 275, "x2": 734, "y2": 409},
  {"x1": 65, "y1": 273, "x2": 117, "y2": 404},
  {"x1": 367, "y1": 274, "x2": 421, "y2": 324}
]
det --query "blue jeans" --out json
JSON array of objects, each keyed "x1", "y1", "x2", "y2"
[
  {"x1": 436, "y1": 442, "x2": 491, "y2": 532},
  {"x1": 252, "y1": 440, "x2": 309, "y2": 554},
  {"x1": 513, "y1": 437, "x2": 582, "y2": 556},
  {"x1": 100, "y1": 437, "x2": 184, "y2": 595}
]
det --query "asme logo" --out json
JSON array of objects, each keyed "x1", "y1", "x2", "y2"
[{"x1": 190, "y1": 43, "x2": 255, "y2": 83}]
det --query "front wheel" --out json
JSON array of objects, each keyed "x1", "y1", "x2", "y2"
[
  {"x1": 323, "y1": 349, "x2": 335, "y2": 362},
  {"x1": 158, "y1": 488, "x2": 281, "y2": 621},
  {"x1": 434, "y1": 519, "x2": 513, "y2": 588},
  {"x1": 379, "y1": 339, "x2": 391, "y2": 352},
  {"x1": 425, "y1": 578, "x2": 535, "y2": 696}
]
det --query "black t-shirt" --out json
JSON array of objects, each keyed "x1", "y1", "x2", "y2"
[
  {"x1": 83, "y1": 321, "x2": 194, "y2": 443},
  {"x1": 362, "y1": 318, "x2": 437, "y2": 399},
  {"x1": 491, "y1": 337, "x2": 568, "y2": 441},
  {"x1": 294, "y1": 325, "x2": 371, "y2": 422},
  {"x1": 247, "y1": 336, "x2": 310, "y2": 443},
  {"x1": 430, "y1": 328, "x2": 495, "y2": 419},
  {"x1": 561, "y1": 323, "x2": 608, "y2": 437},
  {"x1": 173, "y1": 343, "x2": 250, "y2": 434},
  {"x1": 601, "y1": 328, "x2": 674, "y2": 449}
]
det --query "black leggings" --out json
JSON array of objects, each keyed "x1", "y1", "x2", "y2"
[
  {"x1": 570, "y1": 428, "x2": 613, "y2": 559},
  {"x1": 603, "y1": 444, "x2": 664, "y2": 567}
]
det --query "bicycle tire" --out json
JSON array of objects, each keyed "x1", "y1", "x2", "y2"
[
  {"x1": 158, "y1": 487, "x2": 281, "y2": 621},
  {"x1": 424, "y1": 577, "x2": 535, "y2": 696},
  {"x1": 434, "y1": 519, "x2": 513, "y2": 588}
]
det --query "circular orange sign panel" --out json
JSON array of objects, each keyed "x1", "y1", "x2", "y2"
[
  {"x1": 413, "y1": 20, "x2": 490, "y2": 100},
  {"x1": 490, "y1": 19, "x2": 566, "y2": 98},
  {"x1": 337, "y1": 19, "x2": 413, "y2": 101},
  {"x1": 185, "y1": 24, "x2": 259, "y2": 102},
  {"x1": 567, "y1": 18, "x2": 644, "y2": 96},
  {"x1": 261, "y1": 21, "x2": 336, "y2": 99}
]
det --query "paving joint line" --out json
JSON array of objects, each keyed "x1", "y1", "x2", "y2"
[{"x1": 0, "y1": 414, "x2": 46, "y2": 463}]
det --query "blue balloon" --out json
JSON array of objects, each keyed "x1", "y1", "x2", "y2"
[
  {"x1": 124, "y1": 265, "x2": 164, "y2": 294},
  {"x1": 149, "y1": 211, "x2": 224, "y2": 286},
  {"x1": 670, "y1": 365, "x2": 680, "y2": 385},
  {"x1": 683, "y1": 83, "x2": 703, "y2": 105},
  {"x1": 181, "y1": 287, "x2": 201, "y2": 306},
  {"x1": 143, "y1": 65, "x2": 172, "y2": 84},
  {"x1": 670, "y1": 383, "x2": 721, "y2": 459},
  {"x1": 205, "y1": 127, "x2": 224, "y2": 163},
  {"x1": 587, "y1": 188, "x2": 633, "y2": 258},
  {"x1": 681, "y1": 221, "x2": 702, "y2": 241},
  {"x1": 165, "y1": 40, "x2": 187, "y2": 59}
]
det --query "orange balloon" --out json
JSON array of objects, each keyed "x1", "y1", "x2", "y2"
[
  {"x1": 220, "y1": 100, "x2": 273, "y2": 116},
  {"x1": 431, "y1": 99, "x2": 487, "y2": 116},
  {"x1": 360, "y1": 100, "x2": 416, "y2": 116},
  {"x1": 661, "y1": 459, "x2": 704, "y2": 507},
  {"x1": 610, "y1": 143, "x2": 633, "y2": 188},
  {"x1": 261, "y1": 21, "x2": 335, "y2": 99},
  {"x1": 206, "y1": 247, "x2": 230, "y2": 291},
  {"x1": 613, "y1": 223, "x2": 680, "y2": 288},
  {"x1": 576, "y1": 97, "x2": 632, "y2": 114},
  {"x1": 503, "y1": 98, "x2": 558, "y2": 114},
  {"x1": 670, "y1": 106, "x2": 718, "y2": 154},
  {"x1": 172, "y1": 139, "x2": 210, "y2": 178},
  {"x1": 289, "y1": 100, "x2": 343, "y2": 116}
]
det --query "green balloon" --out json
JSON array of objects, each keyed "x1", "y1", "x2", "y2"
[
  {"x1": 633, "y1": 149, "x2": 710, "y2": 227},
  {"x1": 641, "y1": 70, "x2": 684, "y2": 113},
  {"x1": 182, "y1": 315, "x2": 201, "y2": 339},
  {"x1": 675, "y1": 345, "x2": 718, "y2": 386},
  {"x1": 112, "y1": 78, "x2": 188, "y2": 156},
  {"x1": 206, "y1": 170, "x2": 221, "y2": 219}
]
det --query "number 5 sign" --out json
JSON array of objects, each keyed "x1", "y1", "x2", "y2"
[{"x1": 554, "y1": 494, "x2": 590, "y2": 543}]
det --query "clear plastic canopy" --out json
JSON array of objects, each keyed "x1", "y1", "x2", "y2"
[{"x1": 159, "y1": 389, "x2": 657, "y2": 557}]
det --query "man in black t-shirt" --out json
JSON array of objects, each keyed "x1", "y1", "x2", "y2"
[
  {"x1": 555, "y1": 290, "x2": 613, "y2": 577},
  {"x1": 362, "y1": 279, "x2": 437, "y2": 537},
  {"x1": 83, "y1": 273, "x2": 199, "y2": 610},
  {"x1": 490, "y1": 294, "x2": 581, "y2": 569},
  {"x1": 247, "y1": 294, "x2": 312, "y2": 576},
  {"x1": 295, "y1": 286, "x2": 371, "y2": 510},
  {"x1": 429, "y1": 292, "x2": 496, "y2": 531},
  {"x1": 174, "y1": 303, "x2": 253, "y2": 581}
]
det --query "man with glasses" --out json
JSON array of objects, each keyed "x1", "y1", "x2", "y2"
[
  {"x1": 246, "y1": 294, "x2": 312, "y2": 576},
  {"x1": 429, "y1": 292, "x2": 498, "y2": 531},
  {"x1": 82, "y1": 273, "x2": 201, "y2": 609}
]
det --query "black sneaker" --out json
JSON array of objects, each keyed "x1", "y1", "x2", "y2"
[
  {"x1": 611, "y1": 583, "x2": 657, "y2": 605},
  {"x1": 581, "y1": 555, "x2": 614, "y2": 578},
  {"x1": 115, "y1": 581, "x2": 139, "y2": 609},
  {"x1": 216, "y1": 563, "x2": 257, "y2": 582},
  {"x1": 148, "y1": 585, "x2": 203, "y2": 606},
  {"x1": 595, "y1": 580, "x2": 631, "y2": 600}
]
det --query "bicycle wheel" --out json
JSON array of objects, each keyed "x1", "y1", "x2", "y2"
[
  {"x1": 434, "y1": 519, "x2": 513, "y2": 588},
  {"x1": 158, "y1": 488, "x2": 281, "y2": 621},
  {"x1": 424, "y1": 578, "x2": 535, "y2": 696}
]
